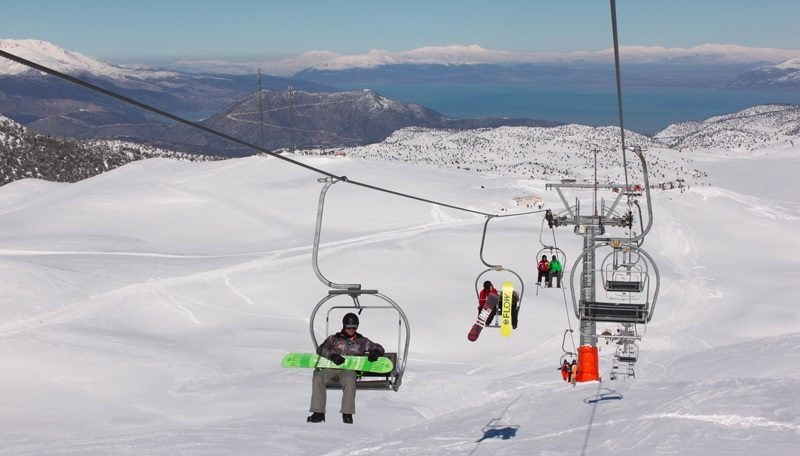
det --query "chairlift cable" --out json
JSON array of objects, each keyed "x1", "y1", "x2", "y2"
[
  {"x1": 610, "y1": 0, "x2": 631, "y2": 194},
  {"x1": 0, "y1": 49, "x2": 545, "y2": 220},
  {"x1": 545, "y1": 220, "x2": 577, "y2": 354}
]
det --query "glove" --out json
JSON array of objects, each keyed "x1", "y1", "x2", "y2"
[
  {"x1": 329, "y1": 354, "x2": 345, "y2": 365},
  {"x1": 367, "y1": 349, "x2": 382, "y2": 362}
]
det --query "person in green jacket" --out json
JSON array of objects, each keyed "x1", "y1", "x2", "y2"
[{"x1": 547, "y1": 255, "x2": 563, "y2": 288}]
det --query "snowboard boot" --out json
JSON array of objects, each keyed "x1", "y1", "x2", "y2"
[
  {"x1": 306, "y1": 412, "x2": 325, "y2": 423},
  {"x1": 342, "y1": 413, "x2": 353, "y2": 424}
]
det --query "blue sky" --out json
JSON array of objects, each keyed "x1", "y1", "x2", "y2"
[{"x1": 3, "y1": 0, "x2": 799, "y2": 61}]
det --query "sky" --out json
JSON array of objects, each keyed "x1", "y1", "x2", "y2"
[{"x1": 2, "y1": 0, "x2": 800, "y2": 62}]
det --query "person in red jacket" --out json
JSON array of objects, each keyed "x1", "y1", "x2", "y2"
[
  {"x1": 560, "y1": 359, "x2": 570, "y2": 381},
  {"x1": 537, "y1": 255, "x2": 550, "y2": 286},
  {"x1": 478, "y1": 280, "x2": 498, "y2": 315}
]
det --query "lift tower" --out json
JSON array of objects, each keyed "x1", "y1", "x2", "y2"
[{"x1": 545, "y1": 146, "x2": 660, "y2": 382}]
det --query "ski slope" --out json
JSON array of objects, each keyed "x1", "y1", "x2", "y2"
[{"x1": 0, "y1": 148, "x2": 798, "y2": 455}]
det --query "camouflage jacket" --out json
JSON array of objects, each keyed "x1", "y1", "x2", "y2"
[{"x1": 317, "y1": 331, "x2": 385, "y2": 359}]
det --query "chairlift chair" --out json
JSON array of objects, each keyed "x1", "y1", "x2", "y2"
[
  {"x1": 615, "y1": 341, "x2": 639, "y2": 364},
  {"x1": 535, "y1": 246, "x2": 567, "y2": 290},
  {"x1": 309, "y1": 295, "x2": 409, "y2": 391},
  {"x1": 307, "y1": 178, "x2": 411, "y2": 392},
  {"x1": 601, "y1": 246, "x2": 647, "y2": 293},
  {"x1": 474, "y1": 216, "x2": 525, "y2": 328},
  {"x1": 569, "y1": 242, "x2": 660, "y2": 326}
]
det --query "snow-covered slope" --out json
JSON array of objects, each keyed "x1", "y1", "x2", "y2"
[
  {"x1": 0, "y1": 130, "x2": 798, "y2": 454},
  {"x1": 654, "y1": 104, "x2": 800, "y2": 152},
  {"x1": 333, "y1": 124, "x2": 705, "y2": 185}
]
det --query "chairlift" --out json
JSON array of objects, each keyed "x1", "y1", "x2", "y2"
[
  {"x1": 473, "y1": 216, "x2": 525, "y2": 329},
  {"x1": 537, "y1": 214, "x2": 568, "y2": 292},
  {"x1": 307, "y1": 178, "x2": 410, "y2": 391},
  {"x1": 569, "y1": 242, "x2": 660, "y2": 325},
  {"x1": 559, "y1": 329, "x2": 577, "y2": 364},
  {"x1": 601, "y1": 245, "x2": 647, "y2": 293},
  {"x1": 615, "y1": 341, "x2": 639, "y2": 364}
]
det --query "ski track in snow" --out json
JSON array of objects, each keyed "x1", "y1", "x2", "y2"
[
  {"x1": 642, "y1": 413, "x2": 800, "y2": 431},
  {"x1": 653, "y1": 201, "x2": 717, "y2": 338},
  {"x1": 223, "y1": 275, "x2": 255, "y2": 306},
  {"x1": 0, "y1": 217, "x2": 481, "y2": 336}
]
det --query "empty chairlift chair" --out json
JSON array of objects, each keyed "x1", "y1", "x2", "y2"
[{"x1": 570, "y1": 242, "x2": 660, "y2": 326}]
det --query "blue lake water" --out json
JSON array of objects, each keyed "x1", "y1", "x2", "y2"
[{"x1": 334, "y1": 83, "x2": 800, "y2": 135}]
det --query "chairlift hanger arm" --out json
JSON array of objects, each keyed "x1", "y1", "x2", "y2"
[
  {"x1": 479, "y1": 216, "x2": 501, "y2": 269},
  {"x1": 596, "y1": 147, "x2": 654, "y2": 244},
  {"x1": 312, "y1": 178, "x2": 361, "y2": 290}
]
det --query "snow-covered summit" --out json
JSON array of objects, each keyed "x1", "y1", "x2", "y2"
[{"x1": 0, "y1": 39, "x2": 178, "y2": 79}]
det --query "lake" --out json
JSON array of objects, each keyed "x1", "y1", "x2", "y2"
[{"x1": 333, "y1": 83, "x2": 800, "y2": 136}]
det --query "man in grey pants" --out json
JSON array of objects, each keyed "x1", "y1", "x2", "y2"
[{"x1": 307, "y1": 312, "x2": 385, "y2": 424}]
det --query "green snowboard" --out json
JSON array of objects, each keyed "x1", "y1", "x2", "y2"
[{"x1": 281, "y1": 352, "x2": 394, "y2": 374}]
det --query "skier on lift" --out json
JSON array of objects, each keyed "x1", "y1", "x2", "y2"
[
  {"x1": 307, "y1": 313, "x2": 384, "y2": 425},
  {"x1": 560, "y1": 359, "x2": 570, "y2": 381},
  {"x1": 547, "y1": 254, "x2": 563, "y2": 288},
  {"x1": 478, "y1": 280, "x2": 498, "y2": 316},
  {"x1": 537, "y1": 255, "x2": 550, "y2": 286}
]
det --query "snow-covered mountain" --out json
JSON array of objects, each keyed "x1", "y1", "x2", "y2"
[
  {"x1": 306, "y1": 44, "x2": 800, "y2": 71},
  {"x1": 171, "y1": 50, "x2": 344, "y2": 76},
  {"x1": 170, "y1": 44, "x2": 800, "y2": 76},
  {"x1": 654, "y1": 104, "x2": 800, "y2": 151},
  {"x1": 0, "y1": 39, "x2": 178, "y2": 79},
  {"x1": 194, "y1": 88, "x2": 557, "y2": 153},
  {"x1": 727, "y1": 57, "x2": 800, "y2": 87}
]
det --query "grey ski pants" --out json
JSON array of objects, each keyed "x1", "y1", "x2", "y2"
[{"x1": 309, "y1": 368, "x2": 357, "y2": 414}]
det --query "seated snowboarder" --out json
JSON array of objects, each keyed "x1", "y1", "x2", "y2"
[
  {"x1": 537, "y1": 255, "x2": 550, "y2": 286},
  {"x1": 478, "y1": 280, "x2": 498, "y2": 314},
  {"x1": 478, "y1": 280, "x2": 499, "y2": 324},
  {"x1": 547, "y1": 255, "x2": 563, "y2": 288},
  {"x1": 307, "y1": 312, "x2": 384, "y2": 425}
]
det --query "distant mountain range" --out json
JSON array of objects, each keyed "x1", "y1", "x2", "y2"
[
  {"x1": 0, "y1": 40, "x2": 557, "y2": 154},
  {"x1": 0, "y1": 39, "x2": 334, "y2": 149},
  {"x1": 4, "y1": 104, "x2": 799, "y2": 188},
  {"x1": 173, "y1": 43, "x2": 800, "y2": 75},
  {"x1": 2, "y1": 39, "x2": 800, "y2": 157},
  {"x1": 171, "y1": 43, "x2": 800, "y2": 88}
]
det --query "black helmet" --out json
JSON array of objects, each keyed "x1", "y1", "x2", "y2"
[
  {"x1": 342, "y1": 312, "x2": 359, "y2": 328},
  {"x1": 483, "y1": 280, "x2": 493, "y2": 289}
]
